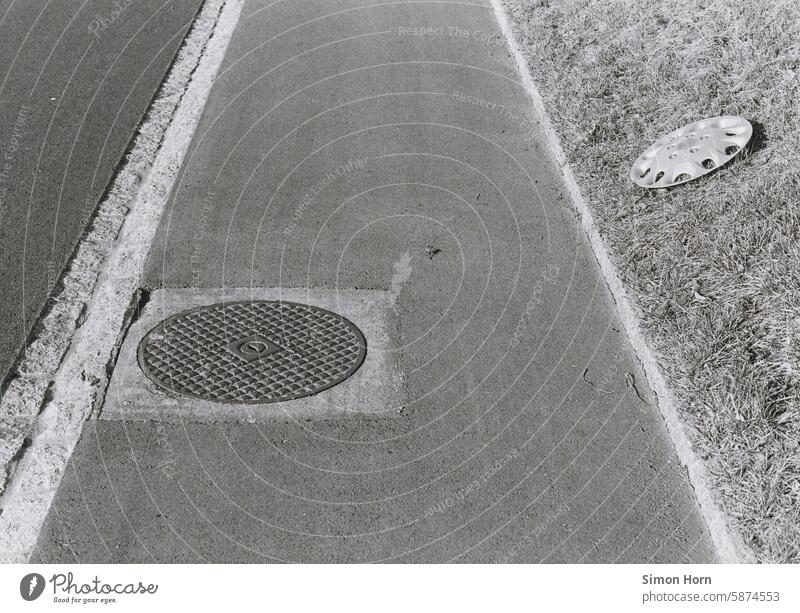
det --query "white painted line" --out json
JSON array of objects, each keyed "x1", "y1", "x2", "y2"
[
  {"x1": 488, "y1": 0, "x2": 749, "y2": 563},
  {"x1": 102, "y1": 288, "x2": 405, "y2": 422},
  {"x1": 0, "y1": 0, "x2": 245, "y2": 562}
]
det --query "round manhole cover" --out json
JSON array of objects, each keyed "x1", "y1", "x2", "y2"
[{"x1": 137, "y1": 301, "x2": 367, "y2": 404}]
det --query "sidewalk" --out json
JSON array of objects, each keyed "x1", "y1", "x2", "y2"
[{"x1": 31, "y1": 0, "x2": 714, "y2": 563}]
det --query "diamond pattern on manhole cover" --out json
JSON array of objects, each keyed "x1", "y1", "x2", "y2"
[{"x1": 137, "y1": 301, "x2": 367, "y2": 404}]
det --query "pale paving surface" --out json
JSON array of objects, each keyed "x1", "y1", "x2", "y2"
[{"x1": 32, "y1": 0, "x2": 715, "y2": 563}]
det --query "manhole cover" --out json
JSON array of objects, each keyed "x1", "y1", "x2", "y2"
[
  {"x1": 630, "y1": 115, "x2": 752, "y2": 188},
  {"x1": 137, "y1": 301, "x2": 367, "y2": 404}
]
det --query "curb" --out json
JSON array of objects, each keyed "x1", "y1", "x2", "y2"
[{"x1": 0, "y1": 0, "x2": 244, "y2": 561}]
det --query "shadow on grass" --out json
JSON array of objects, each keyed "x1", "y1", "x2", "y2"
[{"x1": 745, "y1": 119, "x2": 767, "y2": 155}]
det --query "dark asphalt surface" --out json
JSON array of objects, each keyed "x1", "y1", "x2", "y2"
[
  {"x1": 0, "y1": 0, "x2": 204, "y2": 383},
  {"x1": 34, "y1": 0, "x2": 716, "y2": 562}
]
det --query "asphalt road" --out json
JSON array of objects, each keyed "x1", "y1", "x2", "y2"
[
  {"x1": 0, "y1": 0, "x2": 204, "y2": 383},
  {"x1": 34, "y1": 0, "x2": 716, "y2": 562}
]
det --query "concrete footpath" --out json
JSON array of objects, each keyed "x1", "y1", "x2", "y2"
[{"x1": 32, "y1": 0, "x2": 715, "y2": 562}]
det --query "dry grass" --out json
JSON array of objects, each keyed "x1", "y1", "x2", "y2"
[{"x1": 502, "y1": 0, "x2": 800, "y2": 562}]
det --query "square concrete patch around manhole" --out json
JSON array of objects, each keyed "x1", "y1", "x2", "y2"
[{"x1": 101, "y1": 288, "x2": 404, "y2": 422}]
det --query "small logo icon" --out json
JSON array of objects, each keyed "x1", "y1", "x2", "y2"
[
  {"x1": 227, "y1": 334, "x2": 282, "y2": 362},
  {"x1": 20, "y1": 573, "x2": 45, "y2": 601}
]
